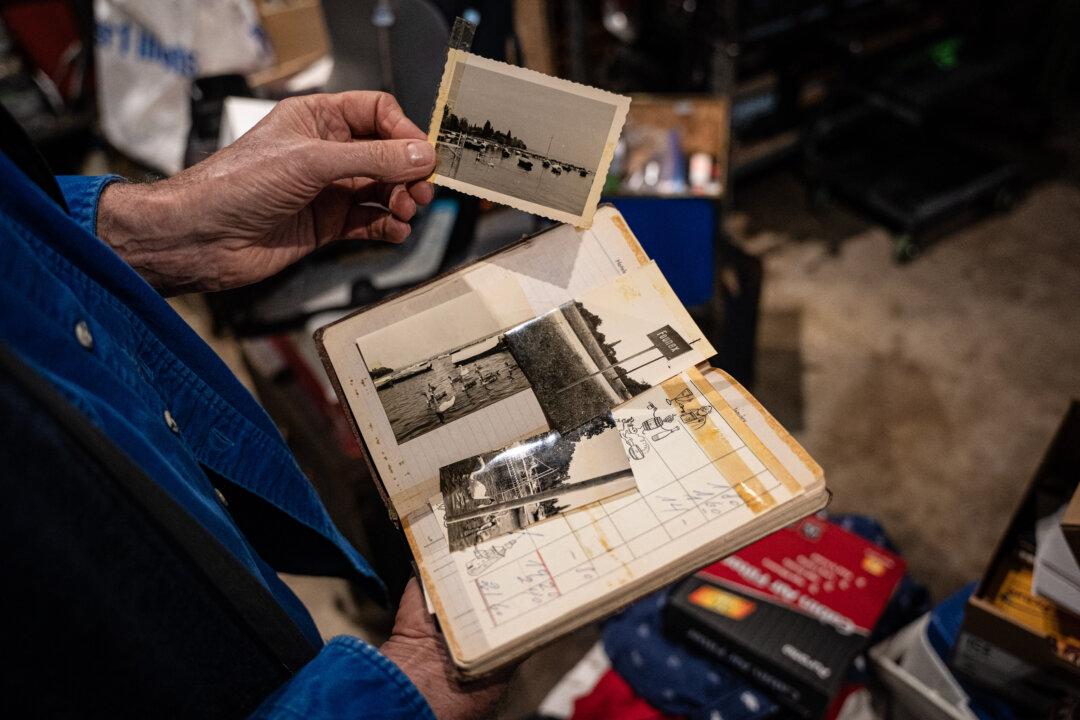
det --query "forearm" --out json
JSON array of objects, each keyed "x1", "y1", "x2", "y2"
[{"x1": 96, "y1": 180, "x2": 214, "y2": 296}]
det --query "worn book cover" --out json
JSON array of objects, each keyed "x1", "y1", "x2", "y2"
[{"x1": 315, "y1": 208, "x2": 828, "y2": 675}]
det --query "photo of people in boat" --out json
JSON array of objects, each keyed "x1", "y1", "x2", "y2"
[
  {"x1": 356, "y1": 282, "x2": 538, "y2": 445},
  {"x1": 366, "y1": 334, "x2": 531, "y2": 444},
  {"x1": 440, "y1": 415, "x2": 635, "y2": 551},
  {"x1": 430, "y1": 51, "x2": 628, "y2": 225}
]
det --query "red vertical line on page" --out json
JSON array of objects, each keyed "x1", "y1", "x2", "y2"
[{"x1": 536, "y1": 550, "x2": 561, "y2": 596}]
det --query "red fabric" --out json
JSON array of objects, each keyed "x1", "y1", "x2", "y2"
[
  {"x1": 825, "y1": 682, "x2": 865, "y2": 719},
  {"x1": 2, "y1": 2, "x2": 82, "y2": 97},
  {"x1": 572, "y1": 669, "x2": 680, "y2": 720}
]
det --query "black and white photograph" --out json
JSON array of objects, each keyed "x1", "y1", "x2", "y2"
[
  {"x1": 429, "y1": 50, "x2": 630, "y2": 226},
  {"x1": 356, "y1": 290, "x2": 533, "y2": 444},
  {"x1": 440, "y1": 416, "x2": 635, "y2": 551},
  {"x1": 503, "y1": 263, "x2": 712, "y2": 434}
]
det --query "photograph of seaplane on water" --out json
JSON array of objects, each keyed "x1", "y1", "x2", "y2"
[
  {"x1": 503, "y1": 262, "x2": 715, "y2": 434},
  {"x1": 439, "y1": 415, "x2": 634, "y2": 551},
  {"x1": 428, "y1": 50, "x2": 629, "y2": 226},
  {"x1": 355, "y1": 290, "x2": 533, "y2": 444}
]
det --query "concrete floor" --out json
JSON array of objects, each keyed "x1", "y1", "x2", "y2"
[
  {"x1": 735, "y1": 171, "x2": 1080, "y2": 600},
  {"x1": 493, "y1": 168, "x2": 1080, "y2": 716},
  {"x1": 174, "y1": 149, "x2": 1080, "y2": 716}
]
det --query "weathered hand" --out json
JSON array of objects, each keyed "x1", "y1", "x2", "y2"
[
  {"x1": 380, "y1": 579, "x2": 510, "y2": 720},
  {"x1": 98, "y1": 91, "x2": 436, "y2": 295}
]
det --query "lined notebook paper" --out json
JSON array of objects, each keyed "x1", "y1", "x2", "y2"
[{"x1": 409, "y1": 365, "x2": 821, "y2": 658}]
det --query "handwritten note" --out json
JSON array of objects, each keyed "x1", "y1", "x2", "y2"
[{"x1": 425, "y1": 366, "x2": 801, "y2": 649}]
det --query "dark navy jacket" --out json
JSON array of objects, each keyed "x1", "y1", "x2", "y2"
[{"x1": 0, "y1": 150, "x2": 433, "y2": 718}]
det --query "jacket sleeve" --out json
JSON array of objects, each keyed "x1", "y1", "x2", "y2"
[
  {"x1": 249, "y1": 636, "x2": 436, "y2": 719},
  {"x1": 56, "y1": 175, "x2": 124, "y2": 237}
]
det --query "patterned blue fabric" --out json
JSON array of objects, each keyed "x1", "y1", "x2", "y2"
[
  {"x1": 0, "y1": 154, "x2": 432, "y2": 718},
  {"x1": 604, "y1": 590, "x2": 779, "y2": 720},
  {"x1": 603, "y1": 514, "x2": 930, "y2": 719}
]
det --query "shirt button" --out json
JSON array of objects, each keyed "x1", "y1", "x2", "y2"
[
  {"x1": 214, "y1": 487, "x2": 229, "y2": 507},
  {"x1": 164, "y1": 409, "x2": 180, "y2": 433},
  {"x1": 74, "y1": 320, "x2": 94, "y2": 350}
]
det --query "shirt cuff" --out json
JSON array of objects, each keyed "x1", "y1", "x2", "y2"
[
  {"x1": 56, "y1": 175, "x2": 125, "y2": 238},
  {"x1": 249, "y1": 636, "x2": 435, "y2": 720}
]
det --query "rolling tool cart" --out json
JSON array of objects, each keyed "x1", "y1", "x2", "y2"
[{"x1": 803, "y1": 103, "x2": 1020, "y2": 262}]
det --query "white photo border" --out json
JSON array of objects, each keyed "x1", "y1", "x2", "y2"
[{"x1": 427, "y1": 49, "x2": 631, "y2": 228}]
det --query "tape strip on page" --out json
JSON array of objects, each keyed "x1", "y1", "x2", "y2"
[{"x1": 426, "y1": 49, "x2": 630, "y2": 229}]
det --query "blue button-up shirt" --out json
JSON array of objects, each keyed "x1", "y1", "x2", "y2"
[{"x1": 0, "y1": 151, "x2": 434, "y2": 719}]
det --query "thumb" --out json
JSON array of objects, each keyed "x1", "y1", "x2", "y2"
[{"x1": 312, "y1": 138, "x2": 435, "y2": 184}]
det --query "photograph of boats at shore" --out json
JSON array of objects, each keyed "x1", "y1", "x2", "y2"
[
  {"x1": 439, "y1": 415, "x2": 635, "y2": 551},
  {"x1": 428, "y1": 50, "x2": 630, "y2": 226},
  {"x1": 355, "y1": 288, "x2": 535, "y2": 444},
  {"x1": 365, "y1": 333, "x2": 530, "y2": 444}
]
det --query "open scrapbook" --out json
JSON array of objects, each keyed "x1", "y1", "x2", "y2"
[{"x1": 316, "y1": 207, "x2": 828, "y2": 676}]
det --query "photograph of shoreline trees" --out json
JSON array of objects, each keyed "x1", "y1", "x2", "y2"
[
  {"x1": 504, "y1": 300, "x2": 655, "y2": 434},
  {"x1": 439, "y1": 109, "x2": 528, "y2": 153}
]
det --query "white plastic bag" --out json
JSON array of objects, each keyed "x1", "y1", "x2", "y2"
[{"x1": 94, "y1": 0, "x2": 271, "y2": 174}]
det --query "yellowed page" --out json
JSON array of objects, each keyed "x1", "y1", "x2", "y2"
[{"x1": 426, "y1": 366, "x2": 817, "y2": 655}]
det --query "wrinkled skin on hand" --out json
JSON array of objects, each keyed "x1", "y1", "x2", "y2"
[
  {"x1": 98, "y1": 91, "x2": 437, "y2": 295},
  {"x1": 380, "y1": 579, "x2": 511, "y2": 720}
]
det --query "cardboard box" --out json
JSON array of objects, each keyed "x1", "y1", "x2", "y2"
[
  {"x1": 1063, "y1": 486, "x2": 1080, "y2": 563},
  {"x1": 952, "y1": 401, "x2": 1080, "y2": 711},
  {"x1": 624, "y1": 95, "x2": 730, "y2": 197},
  {"x1": 249, "y1": 0, "x2": 330, "y2": 87},
  {"x1": 628, "y1": 95, "x2": 730, "y2": 162}
]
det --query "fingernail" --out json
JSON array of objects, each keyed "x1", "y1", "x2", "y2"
[{"x1": 407, "y1": 142, "x2": 434, "y2": 166}]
